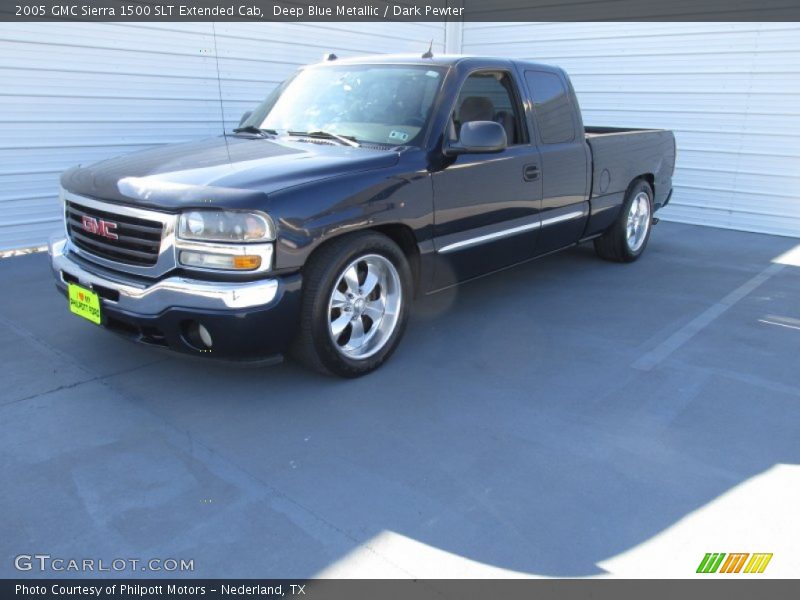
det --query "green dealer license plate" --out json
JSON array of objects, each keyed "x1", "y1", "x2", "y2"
[{"x1": 68, "y1": 283, "x2": 101, "y2": 325}]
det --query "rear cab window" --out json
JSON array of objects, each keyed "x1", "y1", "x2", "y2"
[{"x1": 524, "y1": 70, "x2": 577, "y2": 144}]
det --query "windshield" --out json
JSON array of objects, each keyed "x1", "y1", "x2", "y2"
[{"x1": 241, "y1": 64, "x2": 446, "y2": 147}]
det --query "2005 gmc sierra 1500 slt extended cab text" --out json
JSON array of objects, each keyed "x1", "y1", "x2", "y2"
[{"x1": 49, "y1": 54, "x2": 676, "y2": 377}]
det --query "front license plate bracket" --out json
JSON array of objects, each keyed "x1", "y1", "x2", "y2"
[{"x1": 67, "y1": 282, "x2": 101, "y2": 325}]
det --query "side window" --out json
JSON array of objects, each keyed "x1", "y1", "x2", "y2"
[
  {"x1": 452, "y1": 71, "x2": 527, "y2": 145},
  {"x1": 524, "y1": 70, "x2": 575, "y2": 144}
]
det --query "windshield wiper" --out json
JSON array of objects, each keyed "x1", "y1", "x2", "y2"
[
  {"x1": 288, "y1": 130, "x2": 361, "y2": 148},
  {"x1": 232, "y1": 125, "x2": 278, "y2": 137}
]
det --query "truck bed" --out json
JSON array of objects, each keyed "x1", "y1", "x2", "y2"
[{"x1": 584, "y1": 126, "x2": 675, "y2": 210}]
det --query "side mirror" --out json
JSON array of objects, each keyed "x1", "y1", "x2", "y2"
[
  {"x1": 444, "y1": 121, "x2": 507, "y2": 156},
  {"x1": 238, "y1": 111, "x2": 253, "y2": 127}
]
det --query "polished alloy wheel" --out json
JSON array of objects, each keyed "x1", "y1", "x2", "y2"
[
  {"x1": 626, "y1": 191, "x2": 651, "y2": 252},
  {"x1": 327, "y1": 254, "x2": 402, "y2": 359}
]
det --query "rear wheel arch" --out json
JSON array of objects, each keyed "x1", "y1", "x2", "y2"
[
  {"x1": 635, "y1": 173, "x2": 655, "y2": 199},
  {"x1": 594, "y1": 178, "x2": 654, "y2": 263}
]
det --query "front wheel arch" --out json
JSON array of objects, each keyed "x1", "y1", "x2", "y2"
[
  {"x1": 290, "y1": 230, "x2": 413, "y2": 377},
  {"x1": 300, "y1": 224, "x2": 420, "y2": 297}
]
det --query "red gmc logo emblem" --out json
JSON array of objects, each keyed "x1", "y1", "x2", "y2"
[{"x1": 81, "y1": 215, "x2": 118, "y2": 240}]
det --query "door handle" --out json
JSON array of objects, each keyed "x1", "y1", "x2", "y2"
[{"x1": 524, "y1": 164, "x2": 540, "y2": 181}]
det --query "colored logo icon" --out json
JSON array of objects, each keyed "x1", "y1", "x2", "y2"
[{"x1": 697, "y1": 553, "x2": 773, "y2": 574}]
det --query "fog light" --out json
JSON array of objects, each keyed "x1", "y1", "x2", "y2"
[
  {"x1": 179, "y1": 250, "x2": 261, "y2": 271},
  {"x1": 197, "y1": 324, "x2": 213, "y2": 348},
  {"x1": 182, "y1": 320, "x2": 213, "y2": 350}
]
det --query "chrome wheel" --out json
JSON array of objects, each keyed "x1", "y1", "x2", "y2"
[
  {"x1": 327, "y1": 254, "x2": 402, "y2": 360},
  {"x1": 626, "y1": 191, "x2": 651, "y2": 252}
]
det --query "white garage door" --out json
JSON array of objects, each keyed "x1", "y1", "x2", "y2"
[
  {"x1": 462, "y1": 22, "x2": 800, "y2": 238},
  {"x1": 0, "y1": 22, "x2": 445, "y2": 250}
]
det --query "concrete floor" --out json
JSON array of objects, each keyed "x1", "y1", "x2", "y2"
[{"x1": 1, "y1": 222, "x2": 799, "y2": 578}]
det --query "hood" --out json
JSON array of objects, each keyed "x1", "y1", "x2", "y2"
[{"x1": 60, "y1": 135, "x2": 401, "y2": 210}]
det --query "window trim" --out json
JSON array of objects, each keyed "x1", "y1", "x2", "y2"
[
  {"x1": 523, "y1": 69, "x2": 577, "y2": 145},
  {"x1": 448, "y1": 68, "x2": 531, "y2": 147}
]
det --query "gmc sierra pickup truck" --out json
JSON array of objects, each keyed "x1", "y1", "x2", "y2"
[{"x1": 49, "y1": 54, "x2": 675, "y2": 377}]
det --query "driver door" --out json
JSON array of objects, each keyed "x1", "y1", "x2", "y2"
[{"x1": 431, "y1": 69, "x2": 543, "y2": 289}]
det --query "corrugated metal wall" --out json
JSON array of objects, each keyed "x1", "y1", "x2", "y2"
[
  {"x1": 2, "y1": 22, "x2": 799, "y2": 249},
  {"x1": 462, "y1": 22, "x2": 800, "y2": 238},
  {"x1": 0, "y1": 22, "x2": 445, "y2": 250}
]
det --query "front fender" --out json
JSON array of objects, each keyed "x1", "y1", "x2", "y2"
[{"x1": 265, "y1": 154, "x2": 435, "y2": 273}]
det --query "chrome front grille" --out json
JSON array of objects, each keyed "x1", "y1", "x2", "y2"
[{"x1": 65, "y1": 200, "x2": 164, "y2": 267}]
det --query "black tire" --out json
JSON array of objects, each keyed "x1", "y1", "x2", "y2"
[
  {"x1": 290, "y1": 232, "x2": 412, "y2": 377},
  {"x1": 594, "y1": 179, "x2": 654, "y2": 263}
]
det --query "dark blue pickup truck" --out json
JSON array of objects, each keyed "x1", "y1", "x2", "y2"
[{"x1": 49, "y1": 54, "x2": 675, "y2": 377}]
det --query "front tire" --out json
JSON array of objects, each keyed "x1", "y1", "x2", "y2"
[
  {"x1": 291, "y1": 232, "x2": 412, "y2": 377},
  {"x1": 594, "y1": 179, "x2": 654, "y2": 263}
]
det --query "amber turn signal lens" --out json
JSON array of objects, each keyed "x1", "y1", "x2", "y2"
[{"x1": 232, "y1": 255, "x2": 262, "y2": 270}]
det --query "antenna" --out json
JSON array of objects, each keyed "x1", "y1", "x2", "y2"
[
  {"x1": 323, "y1": 52, "x2": 338, "y2": 61},
  {"x1": 421, "y1": 40, "x2": 434, "y2": 59}
]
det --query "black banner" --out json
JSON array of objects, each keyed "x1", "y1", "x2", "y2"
[
  {"x1": 3, "y1": 0, "x2": 800, "y2": 22},
  {"x1": 4, "y1": 580, "x2": 800, "y2": 600}
]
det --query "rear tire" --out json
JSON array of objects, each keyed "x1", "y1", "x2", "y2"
[
  {"x1": 291, "y1": 232, "x2": 412, "y2": 377},
  {"x1": 594, "y1": 179, "x2": 654, "y2": 263}
]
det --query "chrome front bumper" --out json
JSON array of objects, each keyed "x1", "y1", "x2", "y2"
[{"x1": 49, "y1": 236, "x2": 280, "y2": 314}]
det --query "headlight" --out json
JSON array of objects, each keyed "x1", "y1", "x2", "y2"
[{"x1": 178, "y1": 210, "x2": 275, "y2": 243}]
